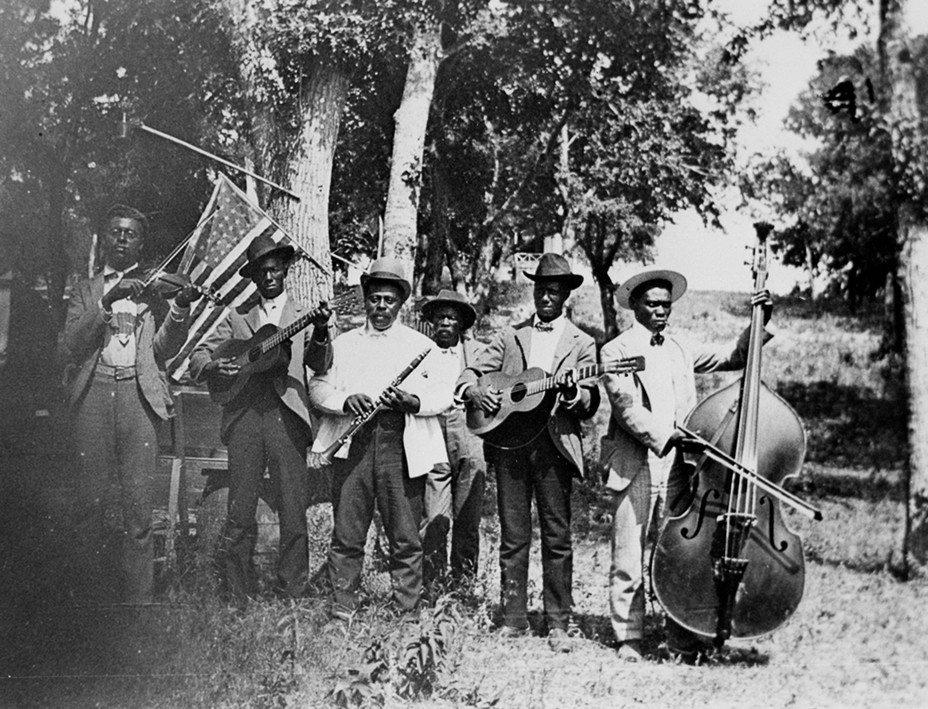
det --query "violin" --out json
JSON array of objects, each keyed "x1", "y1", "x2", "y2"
[
  {"x1": 650, "y1": 222, "x2": 821, "y2": 648},
  {"x1": 127, "y1": 267, "x2": 220, "y2": 304}
]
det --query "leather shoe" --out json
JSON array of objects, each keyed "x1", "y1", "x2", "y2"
[
  {"x1": 497, "y1": 625, "x2": 529, "y2": 639},
  {"x1": 617, "y1": 640, "x2": 643, "y2": 662},
  {"x1": 548, "y1": 628, "x2": 574, "y2": 653}
]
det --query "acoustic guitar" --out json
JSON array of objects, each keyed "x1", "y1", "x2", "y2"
[
  {"x1": 465, "y1": 356, "x2": 645, "y2": 449},
  {"x1": 207, "y1": 307, "x2": 326, "y2": 406}
]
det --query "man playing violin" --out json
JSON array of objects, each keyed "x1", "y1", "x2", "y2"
[
  {"x1": 62, "y1": 203, "x2": 202, "y2": 603},
  {"x1": 308, "y1": 257, "x2": 451, "y2": 619},
  {"x1": 189, "y1": 234, "x2": 331, "y2": 606},
  {"x1": 600, "y1": 268, "x2": 772, "y2": 662},
  {"x1": 455, "y1": 253, "x2": 599, "y2": 653}
]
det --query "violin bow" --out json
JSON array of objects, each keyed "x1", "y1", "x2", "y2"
[{"x1": 677, "y1": 425, "x2": 823, "y2": 521}]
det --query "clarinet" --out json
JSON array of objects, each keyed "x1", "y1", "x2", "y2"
[{"x1": 308, "y1": 347, "x2": 432, "y2": 468}]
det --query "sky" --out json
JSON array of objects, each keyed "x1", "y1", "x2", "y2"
[{"x1": 618, "y1": 0, "x2": 928, "y2": 294}]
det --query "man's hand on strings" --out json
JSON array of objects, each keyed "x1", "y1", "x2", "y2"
[
  {"x1": 174, "y1": 279, "x2": 202, "y2": 309},
  {"x1": 558, "y1": 368, "x2": 579, "y2": 402},
  {"x1": 751, "y1": 288, "x2": 773, "y2": 324},
  {"x1": 205, "y1": 357, "x2": 241, "y2": 381},
  {"x1": 466, "y1": 383, "x2": 502, "y2": 415}
]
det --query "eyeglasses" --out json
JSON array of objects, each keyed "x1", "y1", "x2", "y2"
[{"x1": 108, "y1": 227, "x2": 141, "y2": 240}]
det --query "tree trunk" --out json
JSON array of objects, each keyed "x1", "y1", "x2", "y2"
[
  {"x1": 422, "y1": 161, "x2": 449, "y2": 295},
  {"x1": 382, "y1": 23, "x2": 442, "y2": 272},
  {"x1": 593, "y1": 266, "x2": 619, "y2": 342},
  {"x1": 269, "y1": 62, "x2": 349, "y2": 307},
  {"x1": 880, "y1": 0, "x2": 928, "y2": 568}
]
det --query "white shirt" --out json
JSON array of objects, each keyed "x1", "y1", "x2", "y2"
[
  {"x1": 259, "y1": 291, "x2": 288, "y2": 327},
  {"x1": 98, "y1": 263, "x2": 190, "y2": 367},
  {"x1": 100, "y1": 264, "x2": 139, "y2": 366},
  {"x1": 527, "y1": 314, "x2": 566, "y2": 371},
  {"x1": 308, "y1": 322, "x2": 451, "y2": 478}
]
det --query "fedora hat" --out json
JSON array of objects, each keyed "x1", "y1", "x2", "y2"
[
  {"x1": 421, "y1": 289, "x2": 477, "y2": 330},
  {"x1": 615, "y1": 268, "x2": 687, "y2": 310},
  {"x1": 524, "y1": 252, "x2": 584, "y2": 290},
  {"x1": 359, "y1": 256, "x2": 412, "y2": 300},
  {"x1": 238, "y1": 234, "x2": 295, "y2": 278}
]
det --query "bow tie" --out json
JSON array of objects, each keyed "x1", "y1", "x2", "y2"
[
  {"x1": 650, "y1": 332, "x2": 664, "y2": 346},
  {"x1": 534, "y1": 321, "x2": 554, "y2": 332},
  {"x1": 104, "y1": 270, "x2": 121, "y2": 281}
]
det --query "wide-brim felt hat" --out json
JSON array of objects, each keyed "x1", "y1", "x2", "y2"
[
  {"x1": 524, "y1": 252, "x2": 584, "y2": 289},
  {"x1": 421, "y1": 288, "x2": 477, "y2": 330},
  {"x1": 615, "y1": 268, "x2": 687, "y2": 310},
  {"x1": 238, "y1": 234, "x2": 296, "y2": 278},
  {"x1": 359, "y1": 256, "x2": 412, "y2": 301}
]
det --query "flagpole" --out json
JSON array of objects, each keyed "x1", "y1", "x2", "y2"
[{"x1": 120, "y1": 115, "x2": 301, "y2": 202}]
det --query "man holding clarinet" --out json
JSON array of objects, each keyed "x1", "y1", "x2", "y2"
[{"x1": 308, "y1": 257, "x2": 452, "y2": 618}]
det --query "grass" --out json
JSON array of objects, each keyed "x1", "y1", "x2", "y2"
[{"x1": 1, "y1": 285, "x2": 924, "y2": 708}]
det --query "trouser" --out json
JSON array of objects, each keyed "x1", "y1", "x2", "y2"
[
  {"x1": 328, "y1": 411, "x2": 424, "y2": 613},
  {"x1": 609, "y1": 451, "x2": 696, "y2": 648},
  {"x1": 495, "y1": 432, "x2": 574, "y2": 631},
  {"x1": 73, "y1": 371, "x2": 157, "y2": 604},
  {"x1": 223, "y1": 382, "x2": 310, "y2": 602},
  {"x1": 422, "y1": 408, "x2": 486, "y2": 582}
]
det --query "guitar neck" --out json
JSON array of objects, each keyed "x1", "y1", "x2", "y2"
[
  {"x1": 531, "y1": 362, "x2": 614, "y2": 396},
  {"x1": 259, "y1": 311, "x2": 315, "y2": 354}
]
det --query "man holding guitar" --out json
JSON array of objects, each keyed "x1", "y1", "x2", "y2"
[
  {"x1": 456, "y1": 253, "x2": 600, "y2": 653},
  {"x1": 189, "y1": 234, "x2": 331, "y2": 605}
]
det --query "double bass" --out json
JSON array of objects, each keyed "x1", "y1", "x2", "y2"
[{"x1": 650, "y1": 222, "x2": 822, "y2": 648}]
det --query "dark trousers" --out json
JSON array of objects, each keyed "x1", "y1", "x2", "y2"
[
  {"x1": 422, "y1": 409, "x2": 486, "y2": 582},
  {"x1": 329, "y1": 411, "x2": 424, "y2": 613},
  {"x1": 496, "y1": 432, "x2": 574, "y2": 631},
  {"x1": 73, "y1": 373, "x2": 157, "y2": 603},
  {"x1": 223, "y1": 382, "x2": 310, "y2": 602}
]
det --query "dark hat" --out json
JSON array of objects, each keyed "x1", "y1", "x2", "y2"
[
  {"x1": 359, "y1": 256, "x2": 412, "y2": 301},
  {"x1": 615, "y1": 268, "x2": 687, "y2": 310},
  {"x1": 421, "y1": 289, "x2": 477, "y2": 330},
  {"x1": 524, "y1": 252, "x2": 584, "y2": 290},
  {"x1": 238, "y1": 234, "x2": 295, "y2": 278}
]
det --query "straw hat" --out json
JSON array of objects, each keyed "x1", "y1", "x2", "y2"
[{"x1": 615, "y1": 269, "x2": 687, "y2": 310}]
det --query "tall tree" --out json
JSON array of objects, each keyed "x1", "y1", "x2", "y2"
[{"x1": 0, "y1": 0, "x2": 236, "y2": 323}]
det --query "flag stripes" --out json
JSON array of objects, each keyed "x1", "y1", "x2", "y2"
[{"x1": 167, "y1": 175, "x2": 290, "y2": 381}]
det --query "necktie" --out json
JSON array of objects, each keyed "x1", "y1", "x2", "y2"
[
  {"x1": 535, "y1": 321, "x2": 554, "y2": 332},
  {"x1": 650, "y1": 332, "x2": 664, "y2": 346}
]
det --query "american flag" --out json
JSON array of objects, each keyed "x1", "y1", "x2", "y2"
[{"x1": 167, "y1": 174, "x2": 293, "y2": 381}]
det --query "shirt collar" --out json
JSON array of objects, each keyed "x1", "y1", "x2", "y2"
[
  {"x1": 631, "y1": 319, "x2": 667, "y2": 343},
  {"x1": 364, "y1": 321, "x2": 396, "y2": 338},
  {"x1": 532, "y1": 314, "x2": 565, "y2": 330},
  {"x1": 103, "y1": 262, "x2": 138, "y2": 279},
  {"x1": 260, "y1": 291, "x2": 288, "y2": 310}
]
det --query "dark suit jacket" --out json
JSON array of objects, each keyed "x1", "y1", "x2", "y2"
[
  {"x1": 62, "y1": 272, "x2": 190, "y2": 420},
  {"x1": 188, "y1": 295, "x2": 329, "y2": 443},
  {"x1": 456, "y1": 318, "x2": 600, "y2": 477}
]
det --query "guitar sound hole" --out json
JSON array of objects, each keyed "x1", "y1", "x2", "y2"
[
  {"x1": 248, "y1": 347, "x2": 262, "y2": 363},
  {"x1": 510, "y1": 383, "x2": 527, "y2": 403}
]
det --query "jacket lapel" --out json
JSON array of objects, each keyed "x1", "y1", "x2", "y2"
[
  {"x1": 513, "y1": 319, "x2": 533, "y2": 371},
  {"x1": 551, "y1": 321, "x2": 579, "y2": 375}
]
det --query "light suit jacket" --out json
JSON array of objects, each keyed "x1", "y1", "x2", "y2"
[
  {"x1": 599, "y1": 324, "x2": 768, "y2": 492},
  {"x1": 62, "y1": 272, "x2": 189, "y2": 420},
  {"x1": 456, "y1": 318, "x2": 600, "y2": 477},
  {"x1": 188, "y1": 295, "x2": 329, "y2": 443}
]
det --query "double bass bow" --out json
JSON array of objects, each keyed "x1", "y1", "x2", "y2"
[{"x1": 650, "y1": 222, "x2": 821, "y2": 649}]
